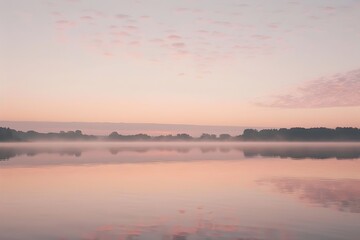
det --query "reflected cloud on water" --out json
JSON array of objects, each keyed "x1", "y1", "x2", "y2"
[{"x1": 258, "y1": 178, "x2": 360, "y2": 213}]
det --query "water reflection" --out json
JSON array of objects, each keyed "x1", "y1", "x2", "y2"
[
  {"x1": 1, "y1": 145, "x2": 359, "y2": 240},
  {"x1": 243, "y1": 145, "x2": 360, "y2": 160},
  {"x1": 0, "y1": 143, "x2": 359, "y2": 164},
  {"x1": 258, "y1": 178, "x2": 360, "y2": 213},
  {"x1": 0, "y1": 146, "x2": 82, "y2": 160}
]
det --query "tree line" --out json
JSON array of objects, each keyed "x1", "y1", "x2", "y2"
[
  {"x1": 1, "y1": 127, "x2": 360, "y2": 142},
  {"x1": 0, "y1": 128, "x2": 97, "y2": 142}
]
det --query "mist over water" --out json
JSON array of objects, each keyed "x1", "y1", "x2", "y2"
[{"x1": 1, "y1": 142, "x2": 360, "y2": 240}]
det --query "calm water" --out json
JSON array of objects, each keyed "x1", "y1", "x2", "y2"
[{"x1": 0, "y1": 142, "x2": 360, "y2": 240}]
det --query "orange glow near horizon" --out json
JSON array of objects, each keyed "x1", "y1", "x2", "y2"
[{"x1": 2, "y1": 101, "x2": 360, "y2": 128}]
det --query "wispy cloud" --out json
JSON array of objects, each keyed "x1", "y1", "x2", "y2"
[
  {"x1": 55, "y1": 19, "x2": 76, "y2": 29},
  {"x1": 80, "y1": 15, "x2": 93, "y2": 20},
  {"x1": 168, "y1": 34, "x2": 182, "y2": 40},
  {"x1": 115, "y1": 14, "x2": 130, "y2": 19},
  {"x1": 46, "y1": 0, "x2": 357, "y2": 80},
  {"x1": 258, "y1": 69, "x2": 360, "y2": 108},
  {"x1": 252, "y1": 34, "x2": 272, "y2": 40},
  {"x1": 172, "y1": 42, "x2": 186, "y2": 48}
]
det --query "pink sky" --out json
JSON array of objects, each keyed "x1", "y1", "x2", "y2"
[{"x1": 1, "y1": 0, "x2": 360, "y2": 128}]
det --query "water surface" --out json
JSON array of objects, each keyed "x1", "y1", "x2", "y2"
[{"x1": 1, "y1": 142, "x2": 359, "y2": 240}]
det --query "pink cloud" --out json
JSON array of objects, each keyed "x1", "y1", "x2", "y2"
[
  {"x1": 129, "y1": 41, "x2": 140, "y2": 46},
  {"x1": 308, "y1": 15, "x2": 321, "y2": 20},
  {"x1": 80, "y1": 16, "x2": 93, "y2": 20},
  {"x1": 103, "y1": 51, "x2": 114, "y2": 57},
  {"x1": 51, "y1": 11, "x2": 62, "y2": 16},
  {"x1": 123, "y1": 25, "x2": 137, "y2": 31},
  {"x1": 85, "y1": 10, "x2": 106, "y2": 18},
  {"x1": 176, "y1": 7, "x2": 190, "y2": 13},
  {"x1": 268, "y1": 23, "x2": 279, "y2": 29},
  {"x1": 322, "y1": 6, "x2": 336, "y2": 12},
  {"x1": 258, "y1": 69, "x2": 360, "y2": 108},
  {"x1": 168, "y1": 34, "x2": 182, "y2": 40},
  {"x1": 115, "y1": 14, "x2": 130, "y2": 19},
  {"x1": 212, "y1": 21, "x2": 232, "y2": 27},
  {"x1": 55, "y1": 20, "x2": 76, "y2": 29},
  {"x1": 111, "y1": 39, "x2": 122, "y2": 45},
  {"x1": 252, "y1": 34, "x2": 272, "y2": 40},
  {"x1": 56, "y1": 20, "x2": 69, "y2": 24},
  {"x1": 178, "y1": 50, "x2": 188, "y2": 55},
  {"x1": 96, "y1": 225, "x2": 114, "y2": 232},
  {"x1": 149, "y1": 38, "x2": 164, "y2": 44},
  {"x1": 197, "y1": 30, "x2": 209, "y2": 34},
  {"x1": 172, "y1": 42, "x2": 186, "y2": 48},
  {"x1": 111, "y1": 31, "x2": 130, "y2": 37},
  {"x1": 211, "y1": 31, "x2": 227, "y2": 38}
]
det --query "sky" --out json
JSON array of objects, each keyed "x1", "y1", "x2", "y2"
[{"x1": 1, "y1": 0, "x2": 360, "y2": 129}]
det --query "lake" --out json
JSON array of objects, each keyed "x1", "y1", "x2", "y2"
[{"x1": 0, "y1": 142, "x2": 360, "y2": 240}]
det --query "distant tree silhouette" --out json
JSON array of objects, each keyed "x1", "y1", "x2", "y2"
[
  {"x1": 219, "y1": 133, "x2": 232, "y2": 141},
  {"x1": 0, "y1": 128, "x2": 19, "y2": 141},
  {"x1": 200, "y1": 133, "x2": 217, "y2": 141},
  {"x1": 108, "y1": 131, "x2": 151, "y2": 141},
  {"x1": 109, "y1": 131, "x2": 120, "y2": 139},
  {"x1": 1, "y1": 127, "x2": 360, "y2": 142},
  {"x1": 239, "y1": 127, "x2": 360, "y2": 141},
  {"x1": 175, "y1": 133, "x2": 193, "y2": 140},
  {"x1": 0, "y1": 127, "x2": 97, "y2": 141}
]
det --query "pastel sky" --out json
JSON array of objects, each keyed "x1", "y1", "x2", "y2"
[{"x1": 1, "y1": 0, "x2": 360, "y2": 128}]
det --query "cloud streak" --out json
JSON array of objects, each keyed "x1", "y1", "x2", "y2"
[{"x1": 259, "y1": 69, "x2": 360, "y2": 108}]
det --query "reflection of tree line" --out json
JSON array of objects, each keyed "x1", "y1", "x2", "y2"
[
  {"x1": 1, "y1": 127, "x2": 360, "y2": 142},
  {"x1": 242, "y1": 145, "x2": 360, "y2": 159},
  {"x1": 1, "y1": 145, "x2": 360, "y2": 161},
  {"x1": 0, "y1": 147, "x2": 82, "y2": 161},
  {"x1": 258, "y1": 178, "x2": 360, "y2": 213}
]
